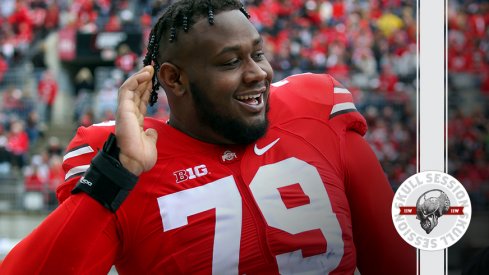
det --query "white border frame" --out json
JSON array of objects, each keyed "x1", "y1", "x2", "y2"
[{"x1": 417, "y1": 0, "x2": 448, "y2": 274}]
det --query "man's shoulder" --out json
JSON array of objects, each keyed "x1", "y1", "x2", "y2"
[
  {"x1": 66, "y1": 118, "x2": 166, "y2": 150},
  {"x1": 68, "y1": 121, "x2": 116, "y2": 149},
  {"x1": 269, "y1": 73, "x2": 367, "y2": 135},
  {"x1": 58, "y1": 118, "x2": 167, "y2": 203},
  {"x1": 270, "y1": 73, "x2": 334, "y2": 99}
]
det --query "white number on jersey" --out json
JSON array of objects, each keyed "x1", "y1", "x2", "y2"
[{"x1": 157, "y1": 158, "x2": 344, "y2": 274}]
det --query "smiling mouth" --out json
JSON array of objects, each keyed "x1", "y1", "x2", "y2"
[{"x1": 235, "y1": 93, "x2": 263, "y2": 105}]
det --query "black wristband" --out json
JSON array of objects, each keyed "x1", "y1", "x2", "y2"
[{"x1": 72, "y1": 133, "x2": 138, "y2": 212}]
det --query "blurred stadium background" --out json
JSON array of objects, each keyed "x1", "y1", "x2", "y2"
[{"x1": 0, "y1": 0, "x2": 487, "y2": 273}]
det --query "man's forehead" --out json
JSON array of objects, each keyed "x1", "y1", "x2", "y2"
[
  {"x1": 188, "y1": 10, "x2": 259, "y2": 47},
  {"x1": 166, "y1": 9, "x2": 260, "y2": 63},
  {"x1": 191, "y1": 9, "x2": 255, "y2": 36}
]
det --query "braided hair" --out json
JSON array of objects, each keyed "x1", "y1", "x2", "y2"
[{"x1": 143, "y1": 0, "x2": 251, "y2": 106}]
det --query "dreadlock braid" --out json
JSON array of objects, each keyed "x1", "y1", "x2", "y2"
[
  {"x1": 208, "y1": 1, "x2": 215, "y2": 25},
  {"x1": 239, "y1": 5, "x2": 250, "y2": 19},
  {"x1": 142, "y1": 0, "x2": 251, "y2": 106}
]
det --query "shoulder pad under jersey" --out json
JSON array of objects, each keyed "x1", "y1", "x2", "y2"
[
  {"x1": 58, "y1": 121, "x2": 116, "y2": 203},
  {"x1": 269, "y1": 73, "x2": 367, "y2": 135}
]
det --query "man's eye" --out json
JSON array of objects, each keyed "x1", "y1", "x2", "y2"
[
  {"x1": 253, "y1": 52, "x2": 265, "y2": 61},
  {"x1": 223, "y1": 59, "x2": 240, "y2": 66}
]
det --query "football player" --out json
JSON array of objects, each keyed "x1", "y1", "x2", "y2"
[{"x1": 0, "y1": 1, "x2": 415, "y2": 274}]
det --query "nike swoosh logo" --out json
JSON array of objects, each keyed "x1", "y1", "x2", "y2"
[{"x1": 254, "y1": 138, "x2": 280, "y2": 156}]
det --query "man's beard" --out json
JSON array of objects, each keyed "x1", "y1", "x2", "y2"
[{"x1": 190, "y1": 82, "x2": 269, "y2": 144}]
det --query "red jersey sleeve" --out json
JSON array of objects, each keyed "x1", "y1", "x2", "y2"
[
  {"x1": 58, "y1": 121, "x2": 116, "y2": 203},
  {"x1": 344, "y1": 131, "x2": 416, "y2": 274},
  {"x1": 328, "y1": 76, "x2": 367, "y2": 136},
  {"x1": 58, "y1": 118, "x2": 161, "y2": 202},
  {"x1": 0, "y1": 122, "x2": 121, "y2": 274},
  {"x1": 0, "y1": 195, "x2": 120, "y2": 274}
]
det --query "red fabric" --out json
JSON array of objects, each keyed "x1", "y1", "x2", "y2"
[
  {"x1": 448, "y1": 50, "x2": 473, "y2": 72},
  {"x1": 7, "y1": 132, "x2": 29, "y2": 155},
  {"x1": 37, "y1": 78, "x2": 58, "y2": 105},
  {"x1": 140, "y1": 13, "x2": 152, "y2": 27},
  {"x1": 57, "y1": 27, "x2": 77, "y2": 61},
  {"x1": 44, "y1": 4, "x2": 60, "y2": 29},
  {"x1": 8, "y1": 4, "x2": 32, "y2": 28},
  {"x1": 0, "y1": 194, "x2": 118, "y2": 274},
  {"x1": 15, "y1": 22, "x2": 33, "y2": 43},
  {"x1": 7, "y1": 4, "x2": 33, "y2": 43},
  {"x1": 468, "y1": 14, "x2": 487, "y2": 39},
  {"x1": 78, "y1": 0, "x2": 95, "y2": 17},
  {"x1": 0, "y1": 74, "x2": 414, "y2": 274},
  {"x1": 75, "y1": 0, "x2": 98, "y2": 28},
  {"x1": 0, "y1": 57, "x2": 8, "y2": 83},
  {"x1": 277, "y1": 183, "x2": 311, "y2": 209},
  {"x1": 105, "y1": 15, "x2": 121, "y2": 32},
  {"x1": 332, "y1": 1, "x2": 345, "y2": 19},
  {"x1": 344, "y1": 131, "x2": 415, "y2": 274},
  {"x1": 379, "y1": 69, "x2": 399, "y2": 94},
  {"x1": 25, "y1": 173, "x2": 44, "y2": 191},
  {"x1": 115, "y1": 52, "x2": 138, "y2": 74}
]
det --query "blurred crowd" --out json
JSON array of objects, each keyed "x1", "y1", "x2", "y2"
[
  {"x1": 0, "y1": 0, "x2": 487, "y2": 211},
  {"x1": 0, "y1": 0, "x2": 59, "y2": 79},
  {"x1": 0, "y1": 72, "x2": 62, "y2": 209},
  {"x1": 447, "y1": 0, "x2": 489, "y2": 210}
]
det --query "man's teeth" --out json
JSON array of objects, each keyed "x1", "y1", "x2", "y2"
[{"x1": 237, "y1": 94, "x2": 261, "y2": 101}]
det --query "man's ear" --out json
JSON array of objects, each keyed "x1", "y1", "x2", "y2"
[{"x1": 158, "y1": 62, "x2": 186, "y2": 96}]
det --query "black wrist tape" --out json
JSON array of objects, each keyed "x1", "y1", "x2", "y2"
[{"x1": 72, "y1": 134, "x2": 138, "y2": 212}]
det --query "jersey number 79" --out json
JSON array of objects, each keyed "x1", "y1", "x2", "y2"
[{"x1": 157, "y1": 157, "x2": 344, "y2": 274}]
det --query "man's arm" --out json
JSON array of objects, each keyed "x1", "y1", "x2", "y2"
[
  {"x1": 0, "y1": 66, "x2": 157, "y2": 273},
  {"x1": 0, "y1": 194, "x2": 119, "y2": 273},
  {"x1": 344, "y1": 131, "x2": 416, "y2": 274}
]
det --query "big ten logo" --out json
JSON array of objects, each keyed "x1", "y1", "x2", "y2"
[{"x1": 173, "y1": 165, "x2": 209, "y2": 183}]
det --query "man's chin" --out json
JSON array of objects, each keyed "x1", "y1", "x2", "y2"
[{"x1": 234, "y1": 118, "x2": 269, "y2": 144}]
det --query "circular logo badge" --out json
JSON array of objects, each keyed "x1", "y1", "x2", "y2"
[{"x1": 391, "y1": 171, "x2": 472, "y2": 251}]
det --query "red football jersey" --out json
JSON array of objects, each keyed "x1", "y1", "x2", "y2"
[{"x1": 1, "y1": 74, "x2": 415, "y2": 274}]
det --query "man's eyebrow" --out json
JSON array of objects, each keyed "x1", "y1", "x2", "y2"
[
  {"x1": 253, "y1": 37, "x2": 263, "y2": 46},
  {"x1": 216, "y1": 37, "x2": 263, "y2": 56}
]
